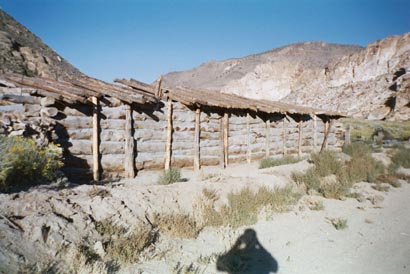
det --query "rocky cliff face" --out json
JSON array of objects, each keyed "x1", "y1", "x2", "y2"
[
  {"x1": 0, "y1": 9, "x2": 82, "y2": 79},
  {"x1": 163, "y1": 34, "x2": 410, "y2": 119}
]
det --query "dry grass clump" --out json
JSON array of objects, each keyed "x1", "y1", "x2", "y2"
[
  {"x1": 158, "y1": 168, "x2": 182, "y2": 185},
  {"x1": 88, "y1": 187, "x2": 111, "y2": 199},
  {"x1": 202, "y1": 185, "x2": 301, "y2": 229},
  {"x1": 330, "y1": 218, "x2": 348, "y2": 230},
  {"x1": 154, "y1": 213, "x2": 202, "y2": 239},
  {"x1": 95, "y1": 219, "x2": 157, "y2": 264},
  {"x1": 309, "y1": 200, "x2": 324, "y2": 211},
  {"x1": 259, "y1": 156, "x2": 300, "y2": 169},
  {"x1": 371, "y1": 183, "x2": 390, "y2": 192}
]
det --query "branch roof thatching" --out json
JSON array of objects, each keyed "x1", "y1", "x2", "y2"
[{"x1": 1, "y1": 74, "x2": 158, "y2": 105}]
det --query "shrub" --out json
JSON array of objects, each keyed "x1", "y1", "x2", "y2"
[
  {"x1": 391, "y1": 147, "x2": 410, "y2": 168},
  {"x1": 259, "y1": 156, "x2": 300, "y2": 169},
  {"x1": 158, "y1": 168, "x2": 182, "y2": 185},
  {"x1": 345, "y1": 152, "x2": 385, "y2": 183},
  {"x1": 310, "y1": 151, "x2": 342, "y2": 177},
  {"x1": 0, "y1": 135, "x2": 63, "y2": 192},
  {"x1": 292, "y1": 168, "x2": 321, "y2": 192}
]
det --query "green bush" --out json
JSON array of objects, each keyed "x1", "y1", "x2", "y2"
[
  {"x1": 0, "y1": 135, "x2": 63, "y2": 192},
  {"x1": 259, "y1": 156, "x2": 300, "y2": 169},
  {"x1": 158, "y1": 168, "x2": 182, "y2": 185},
  {"x1": 391, "y1": 147, "x2": 410, "y2": 168}
]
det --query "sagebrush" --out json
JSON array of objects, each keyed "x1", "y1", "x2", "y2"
[{"x1": 0, "y1": 135, "x2": 63, "y2": 192}]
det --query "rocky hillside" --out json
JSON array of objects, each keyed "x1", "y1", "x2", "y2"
[
  {"x1": 163, "y1": 34, "x2": 410, "y2": 119},
  {"x1": 0, "y1": 9, "x2": 82, "y2": 79},
  {"x1": 163, "y1": 42, "x2": 362, "y2": 95}
]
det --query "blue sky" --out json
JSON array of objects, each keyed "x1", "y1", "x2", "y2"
[{"x1": 1, "y1": 0, "x2": 409, "y2": 83}]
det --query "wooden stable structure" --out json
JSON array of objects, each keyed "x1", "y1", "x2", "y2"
[{"x1": 0, "y1": 73, "x2": 345, "y2": 182}]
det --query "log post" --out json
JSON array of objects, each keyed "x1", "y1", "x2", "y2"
[
  {"x1": 246, "y1": 112, "x2": 251, "y2": 163},
  {"x1": 124, "y1": 104, "x2": 135, "y2": 178},
  {"x1": 165, "y1": 99, "x2": 173, "y2": 170},
  {"x1": 219, "y1": 114, "x2": 225, "y2": 168},
  {"x1": 154, "y1": 75, "x2": 163, "y2": 98},
  {"x1": 265, "y1": 120, "x2": 270, "y2": 158},
  {"x1": 92, "y1": 96, "x2": 100, "y2": 181},
  {"x1": 282, "y1": 117, "x2": 287, "y2": 156},
  {"x1": 345, "y1": 123, "x2": 351, "y2": 146},
  {"x1": 313, "y1": 115, "x2": 317, "y2": 152},
  {"x1": 298, "y1": 120, "x2": 303, "y2": 159},
  {"x1": 320, "y1": 120, "x2": 332, "y2": 152},
  {"x1": 223, "y1": 112, "x2": 229, "y2": 167},
  {"x1": 194, "y1": 108, "x2": 201, "y2": 171}
]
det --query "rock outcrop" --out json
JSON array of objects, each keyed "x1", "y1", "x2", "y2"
[{"x1": 0, "y1": 9, "x2": 82, "y2": 79}]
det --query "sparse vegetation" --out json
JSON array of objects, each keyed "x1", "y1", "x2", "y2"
[
  {"x1": 391, "y1": 147, "x2": 410, "y2": 168},
  {"x1": 202, "y1": 185, "x2": 301, "y2": 228},
  {"x1": 259, "y1": 156, "x2": 301, "y2": 169},
  {"x1": 155, "y1": 213, "x2": 202, "y2": 239},
  {"x1": 341, "y1": 118, "x2": 410, "y2": 142},
  {"x1": 158, "y1": 168, "x2": 182, "y2": 185},
  {"x1": 88, "y1": 187, "x2": 111, "y2": 199},
  {"x1": 310, "y1": 200, "x2": 324, "y2": 211},
  {"x1": 95, "y1": 219, "x2": 157, "y2": 264},
  {"x1": 371, "y1": 183, "x2": 390, "y2": 192},
  {"x1": 0, "y1": 135, "x2": 63, "y2": 192},
  {"x1": 330, "y1": 218, "x2": 348, "y2": 230},
  {"x1": 292, "y1": 150, "x2": 352, "y2": 199},
  {"x1": 172, "y1": 262, "x2": 202, "y2": 274}
]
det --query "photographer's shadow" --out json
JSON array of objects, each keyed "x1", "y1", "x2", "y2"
[{"x1": 216, "y1": 229, "x2": 278, "y2": 274}]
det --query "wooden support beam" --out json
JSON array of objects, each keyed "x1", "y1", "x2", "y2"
[
  {"x1": 246, "y1": 112, "x2": 251, "y2": 163},
  {"x1": 298, "y1": 120, "x2": 303, "y2": 158},
  {"x1": 282, "y1": 117, "x2": 287, "y2": 156},
  {"x1": 313, "y1": 115, "x2": 317, "y2": 152},
  {"x1": 92, "y1": 96, "x2": 100, "y2": 181},
  {"x1": 345, "y1": 123, "x2": 351, "y2": 146},
  {"x1": 124, "y1": 104, "x2": 135, "y2": 178},
  {"x1": 265, "y1": 120, "x2": 270, "y2": 158},
  {"x1": 165, "y1": 99, "x2": 173, "y2": 170},
  {"x1": 223, "y1": 112, "x2": 229, "y2": 168},
  {"x1": 320, "y1": 120, "x2": 332, "y2": 152},
  {"x1": 219, "y1": 114, "x2": 225, "y2": 168},
  {"x1": 154, "y1": 75, "x2": 163, "y2": 98},
  {"x1": 194, "y1": 108, "x2": 201, "y2": 171}
]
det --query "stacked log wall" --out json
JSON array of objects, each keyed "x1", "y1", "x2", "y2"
[{"x1": 0, "y1": 85, "x2": 345, "y2": 181}]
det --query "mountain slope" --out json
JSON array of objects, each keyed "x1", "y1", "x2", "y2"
[
  {"x1": 163, "y1": 34, "x2": 410, "y2": 119},
  {"x1": 163, "y1": 42, "x2": 362, "y2": 93},
  {"x1": 0, "y1": 9, "x2": 82, "y2": 79}
]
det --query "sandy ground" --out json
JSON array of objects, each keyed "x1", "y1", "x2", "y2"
[
  {"x1": 115, "y1": 161, "x2": 410, "y2": 274},
  {"x1": 1, "y1": 159, "x2": 409, "y2": 274}
]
